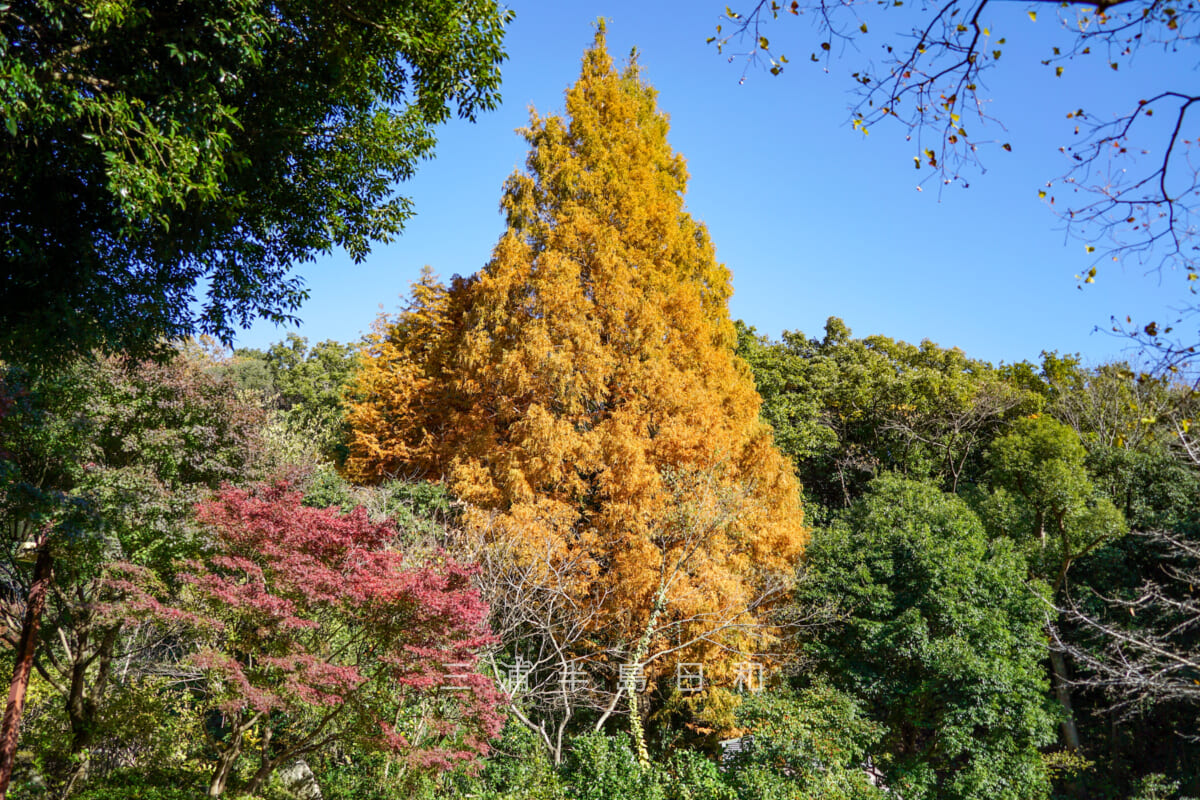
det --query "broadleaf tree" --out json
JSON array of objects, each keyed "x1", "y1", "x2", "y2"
[
  {"x1": 798, "y1": 475, "x2": 1058, "y2": 800},
  {"x1": 0, "y1": 352, "x2": 265, "y2": 796},
  {"x1": 112, "y1": 484, "x2": 505, "y2": 798},
  {"x1": 735, "y1": 317, "x2": 1035, "y2": 522},
  {"x1": 0, "y1": 0, "x2": 510, "y2": 364}
]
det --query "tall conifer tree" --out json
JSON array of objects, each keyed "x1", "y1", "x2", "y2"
[{"x1": 347, "y1": 25, "x2": 805, "y2": 716}]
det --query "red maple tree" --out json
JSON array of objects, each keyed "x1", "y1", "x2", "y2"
[{"x1": 110, "y1": 484, "x2": 504, "y2": 796}]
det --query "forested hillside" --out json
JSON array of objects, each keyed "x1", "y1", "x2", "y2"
[
  {"x1": 1, "y1": 15, "x2": 1197, "y2": 800},
  {"x1": 737, "y1": 318, "x2": 1200, "y2": 799}
]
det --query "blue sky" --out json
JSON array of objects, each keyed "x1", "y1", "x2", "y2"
[{"x1": 232, "y1": 0, "x2": 1190, "y2": 367}]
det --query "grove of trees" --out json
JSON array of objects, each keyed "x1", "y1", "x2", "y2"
[{"x1": 0, "y1": 9, "x2": 1198, "y2": 800}]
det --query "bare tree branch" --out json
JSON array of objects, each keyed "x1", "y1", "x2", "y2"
[
  {"x1": 1050, "y1": 529, "x2": 1200, "y2": 718},
  {"x1": 714, "y1": 0, "x2": 1200, "y2": 300}
]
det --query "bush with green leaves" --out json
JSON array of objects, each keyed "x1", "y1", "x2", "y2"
[
  {"x1": 1130, "y1": 773, "x2": 1199, "y2": 800},
  {"x1": 659, "y1": 749, "x2": 736, "y2": 800},
  {"x1": 438, "y1": 720, "x2": 566, "y2": 800},
  {"x1": 560, "y1": 733, "x2": 666, "y2": 800},
  {"x1": 723, "y1": 685, "x2": 885, "y2": 800}
]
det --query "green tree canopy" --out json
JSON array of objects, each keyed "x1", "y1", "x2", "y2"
[
  {"x1": 984, "y1": 415, "x2": 1127, "y2": 594},
  {"x1": 0, "y1": 351, "x2": 267, "y2": 793},
  {"x1": 798, "y1": 475, "x2": 1057, "y2": 800},
  {"x1": 0, "y1": 0, "x2": 510, "y2": 364},
  {"x1": 214, "y1": 334, "x2": 359, "y2": 464},
  {"x1": 736, "y1": 317, "x2": 1034, "y2": 521}
]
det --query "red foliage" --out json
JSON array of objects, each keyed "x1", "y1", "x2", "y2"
[{"x1": 120, "y1": 484, "x2": 504, "y2": 774}]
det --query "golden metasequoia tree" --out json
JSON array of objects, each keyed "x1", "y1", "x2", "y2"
[{"x1": 346, "y1": 27, "x2": 806, "y2": 706}]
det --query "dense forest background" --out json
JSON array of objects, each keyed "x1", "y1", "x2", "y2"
[
  {"x1": 6, "y1": 313, "x2": 1199, "y2": 800},
  {"x1": 1, "y1": 7, "x2": 1198, "y2": 800}
]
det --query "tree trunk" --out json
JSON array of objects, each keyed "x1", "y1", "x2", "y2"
[
  {"x1": 628, "y1": 685, "x2": 649, "y2": 766},
  {"x1": 242, "y1": 724, "x2": 280, "y2": 797},
  {"x1": 62, "y1": 641, "x2": 95, "y2": 798},
  {"x1": 243, "y1": 759, "x2": 278, "y2": 796},
  {"x1": 0, "y1": 541, "x2": 53, "y2": 800},
  {"x1": 60, "y1": 758, "x2": 89, "y2": 800},
  {"x1": 1049, "y1": 648, "x2": 1082, "y2": 751},
  {"x1": 208, "y1": 740, "x2": 242, "y2": 799},
  {"x1": 60, "y1": 617, "x2": 120, "y2": 798}
]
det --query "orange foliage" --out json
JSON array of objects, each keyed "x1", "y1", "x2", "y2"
[{"x1": 346, "y1": 28, "x2": 806, "y2": 677}]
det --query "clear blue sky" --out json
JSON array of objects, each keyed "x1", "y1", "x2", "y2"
[{"x1": 232, "y1": 0, "x2": 1189, "y2": 368}]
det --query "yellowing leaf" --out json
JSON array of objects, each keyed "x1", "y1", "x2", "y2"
[{"x1": 344, "y1": 29, "x2": 807, "y2": 684}]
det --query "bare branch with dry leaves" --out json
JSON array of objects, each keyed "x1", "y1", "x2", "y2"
[{"x1": 713, "y1": 0, "x2": 1199, "y2": 316}]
